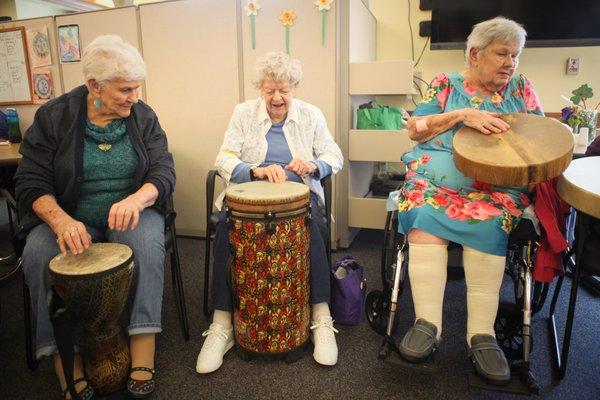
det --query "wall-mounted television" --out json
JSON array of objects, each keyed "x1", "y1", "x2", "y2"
[{"x1": 430, "y1": 0, "x2": 600, "y2": 50}]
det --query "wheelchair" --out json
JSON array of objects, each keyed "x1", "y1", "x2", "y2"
[{"x1": 365, "y1": 209, "x2": 550, "y2": 394}]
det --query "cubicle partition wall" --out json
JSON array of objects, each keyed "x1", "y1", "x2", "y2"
[
  {"x1": 139, "y1": 0, "x2": 240, "y2": 236},
  {"x1": 0, "y1": 0, "x2": 388, "y2": 246}
]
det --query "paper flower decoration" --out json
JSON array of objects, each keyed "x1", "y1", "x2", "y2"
[
  {"x1": 245, "y1": 1, "x2": 261, "y2": 49},
  {"x1": 245, "y1": 0, "x2": 260, "y2": 15},
  {"x1": 315, "y1": 0, "x2": 333, "y2": 11},
  {"x1": 279, "y1": 9, "x2": 297, "y2": 54},
  {"x1": 279, "y1": 9, "x2": 296, "y2": 27},
  {"x1": 315, "y1": 0, "x2": 333, "y2": 45}
]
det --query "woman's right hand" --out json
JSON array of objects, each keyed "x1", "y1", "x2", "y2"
[
  {"x1": 51, "y1": 216, "x2": 92, "y2": 255},
  {"x1": 462, "y1": 109, "x2": 511, "y2": 134},
  {"x1": 252, "y1": 164, "x2": 288, "y2": 183}
]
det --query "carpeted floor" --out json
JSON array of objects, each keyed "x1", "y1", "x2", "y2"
[{"x1": 1, "y1": 226, "x2": 599, "y2": 400}]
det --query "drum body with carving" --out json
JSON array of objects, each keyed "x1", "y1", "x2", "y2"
[
  {"x1": 49, "y1": 243, "x2": 134, "y2": 395},
  {"x1": 225, "y1": 181, "x2": 311, "y2": 355}
]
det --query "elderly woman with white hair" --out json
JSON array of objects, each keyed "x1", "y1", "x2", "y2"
[
  {"x1": 196, "y1": 51, "x2": 343, "y2": 373},
  {"x1": 388, "y1": 17, "x2": 543, "y2": 384},
  {"x1": 15, "y1": 35, "x2": 174, "y2": 399}
]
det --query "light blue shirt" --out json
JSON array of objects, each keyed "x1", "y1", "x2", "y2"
[{"x1": 231, "y1": 121, "x2": 332, "y2": 183}]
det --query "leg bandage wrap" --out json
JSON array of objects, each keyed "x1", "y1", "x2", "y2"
[
  {"x1": 462, "y1": 246, "x2": 506, "y2": 345},
  {"x1": 408, "y1": 243, "x2": 448, "y2": 339}
]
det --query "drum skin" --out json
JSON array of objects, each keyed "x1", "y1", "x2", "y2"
[
  {"x1": 453, "y1": 113, "x2": 573, "y2": 186},
  {"x1": 49, "y1": 243, "x2": 134, "y2": 395},
  {"x1": 226, "y1": 182, "x2": 311, "y2": 355}
]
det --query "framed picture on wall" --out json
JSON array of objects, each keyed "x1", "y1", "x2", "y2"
[{"x1": 57, "y1": 24, "x2": 81, "y2": 63}]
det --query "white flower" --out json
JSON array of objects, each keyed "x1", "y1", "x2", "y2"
[
  {"x1": 245, "y1": 0, "x2": 261, "y2": 16},
  {"x1": 314, "y1": 0, "x2": 333, "y2": 12}
]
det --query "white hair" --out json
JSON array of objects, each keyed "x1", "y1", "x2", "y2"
[
  {"x1": 252, "y1": 51, "x2": 303, "y2": 90},
  {"x1": 465, "y1": 17, "x2": 527, "y2": 67},
  {"x1": 82, "y1": 35, "x2": 146, "y2": 85}
]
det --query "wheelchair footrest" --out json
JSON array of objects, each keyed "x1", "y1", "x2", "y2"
[
  {"x1": 382, "y1": 350, "x2": 439, "y2": 372},
  {"x1": 468, "y1": 364, "x2": 539, "y2": 395}
]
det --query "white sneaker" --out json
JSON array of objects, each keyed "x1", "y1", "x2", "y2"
[
  {"x1": 310, "y1": 316, "x2": 339, "y2": 366},
  {"x1": 195, "y1": 323, "x2": 234, "y2": 374}
]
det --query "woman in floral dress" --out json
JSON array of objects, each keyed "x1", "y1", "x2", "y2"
[{"x1": 389, "y1": 17, "x2": 543, "y2": 385}]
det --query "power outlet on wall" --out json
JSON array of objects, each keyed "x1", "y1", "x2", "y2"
[{"x1": 566, "y1": 57, "x2": 580, "y2": 75}]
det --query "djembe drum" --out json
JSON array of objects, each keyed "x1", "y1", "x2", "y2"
[
  {"x1": 49, "y1": 243, "x2": 134, "y2": 395},
  {"x1": 225, "y1": 181, "x2": 311, "y2": 359},
  {"x1": 453, "y1": 113, "x2": 573, "y2": 186}
]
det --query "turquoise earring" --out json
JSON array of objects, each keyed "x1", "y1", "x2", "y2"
[{"x1": 93, "y1": 98, "x2": 102, "y2": 109}]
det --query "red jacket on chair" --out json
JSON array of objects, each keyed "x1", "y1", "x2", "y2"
[{"x1": 534, "y1": 178, "x2": 570, "y2": 282}]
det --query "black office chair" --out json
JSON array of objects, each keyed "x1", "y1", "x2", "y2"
[
  {"x1": 203, "y1": 170, "x2": 332, "y2": 317},
  {"x1": 19, "y1": 195, "x2": 189, "y2": 371}
]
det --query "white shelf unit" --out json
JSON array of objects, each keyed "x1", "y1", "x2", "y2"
[{"x1": 346, "y1": 61, "x2": 414, "y2": 232}]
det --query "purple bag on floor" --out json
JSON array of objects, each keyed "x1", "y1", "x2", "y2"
[{"x1": 331, "y1": 256, "x2": 366, "y2": 325}]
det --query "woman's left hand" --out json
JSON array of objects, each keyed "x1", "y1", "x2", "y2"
[
  {"x1": 285, "y1": 157, "x2": 317, "y2": 177},
  {"x1": 108, "y1": 194, "x2": 146, "y2": 231}
]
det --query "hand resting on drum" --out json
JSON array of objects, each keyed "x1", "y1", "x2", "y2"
[
  {"x1": 284, "y1": 157, "x2": 317, "y2": 178},
  {"x1": 253, "y1": 164, "x2": 288, "y2": 183},
  {"x1": 32, "y1": 194, "x2": 92, "y2": 255},
  {"x1": 253, "y1": 158, "x2": 317, "y2": 183},
  {"x1": 407, "y1": 109, "x2": 511, "y2": 143}
]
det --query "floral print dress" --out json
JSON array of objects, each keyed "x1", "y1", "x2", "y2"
[{"x1": 389, "y1": 72, "x2": 543, "y2": 256}]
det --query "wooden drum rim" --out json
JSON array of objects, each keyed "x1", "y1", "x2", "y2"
[
  {"x1": 453, "y1": 113, "x2": 574, "y2": 186},
  {"x1": 557, "y1": 156, "x2": 600, "y2": 219}
]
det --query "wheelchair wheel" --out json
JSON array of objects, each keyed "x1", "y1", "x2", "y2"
[
  {"x1": 365, "y1": 290, "x2": 389, "y2": 335},
  {"x1": 494, "y1": 301, "x2": 533, "y2": 360}
]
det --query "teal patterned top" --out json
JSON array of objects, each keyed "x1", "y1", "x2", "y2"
[
  {"x1": 390, "y1": 73, "x2": 544, "y2": 256},
  {"x1": 74, "y1": 119, "x2": 139, "y2": 228}
]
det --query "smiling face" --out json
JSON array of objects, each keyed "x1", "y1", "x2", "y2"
[
  {"x1": 260, "y1": 79, "x2": 297, "y2": 123},
  {"x1": 90, "y1": 79, "x2": 142, "y2": 119},
  {"x1": 470, "y1": 40, "x2": 521, "y2": 92}
]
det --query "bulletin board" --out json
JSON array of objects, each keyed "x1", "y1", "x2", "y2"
[{"x1": 0, "y1": 27, "x2": 34, "y2": 105}]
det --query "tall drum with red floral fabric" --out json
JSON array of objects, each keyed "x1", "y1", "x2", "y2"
[{"x1": 225, "y1": 181, "x2": 311, "y2": 356}]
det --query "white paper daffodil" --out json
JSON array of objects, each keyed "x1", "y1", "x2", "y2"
[{"x1": 245, "y1": 0, "x2": 261, "y2": 16}]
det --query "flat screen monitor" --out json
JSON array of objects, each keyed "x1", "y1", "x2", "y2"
[{"x1": 431, "y1": 0, "x2": 600, "y2": 49}]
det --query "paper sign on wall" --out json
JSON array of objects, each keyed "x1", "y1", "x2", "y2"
[
  {"x1": 32, "y1": 68, "x2": 53, "y2": 104},
  {"x1": 26, "y1": 27, "x2": 52, "y2": 67},
  {"x1": 58, "y1": 24, "x2": 81, "y2": 63}
]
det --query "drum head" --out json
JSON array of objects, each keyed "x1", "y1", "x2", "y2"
[
  {"x1": 225, "y1": 181, "x2": 310, "y2": 214},
  {"x1": 49, "y1": 243, "x2": 133, "y2": 276},
  {"x1": 226, "y1": 181, "x2": 309, "y2": 203},
  {"x1": 453, "y1": 113, "x2": 574, "y2": 186}
]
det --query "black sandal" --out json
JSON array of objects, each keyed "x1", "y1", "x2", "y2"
[
  {"x1": 61, "y1": 377, "x2": 95, "y2": 400},
  {"x1": 127, "y1": 367, "x2": 156, "y2": 399}
]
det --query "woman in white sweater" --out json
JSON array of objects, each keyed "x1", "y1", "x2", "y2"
[{"x1": 196, "y1": 52, "x2": 343, "y2": 373}]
